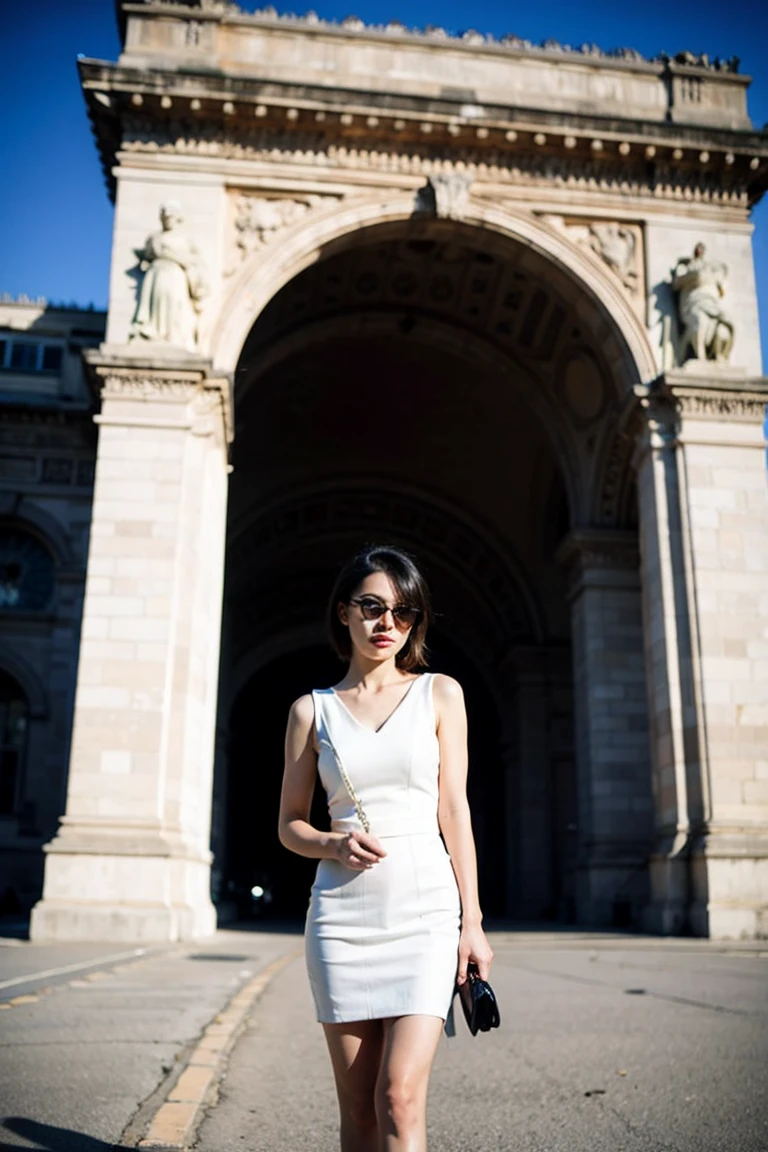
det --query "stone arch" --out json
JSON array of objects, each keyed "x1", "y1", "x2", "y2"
[
  {"x1": 0, "y1": 496, "x2": 76, "y2": 568},
  {"x1": 0, "y1": 649, "x2": 48, "y2": 719},
  {"x1": 210, "y1": 191, "x2": 657, "y2": 386}
]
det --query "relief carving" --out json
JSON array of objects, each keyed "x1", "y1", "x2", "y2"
[
  {"x1": 587, "y1": 223, "x2": 639, "y2": 295},
  {"x1": 227, "y1": 193, "x2": 340, "y2": 275},
  {"x1": 536, "y1": 215, "x2": 643, "y2": 305}
]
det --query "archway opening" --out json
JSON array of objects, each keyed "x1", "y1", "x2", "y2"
[{"x1": 214, "y1": 222, "x2": 635, "y2": 923}]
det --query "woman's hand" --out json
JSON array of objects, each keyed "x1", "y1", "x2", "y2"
[
  {"x1": 457, "y1": 922, "x2": 494, "y2": 984},
  {"x1": 334, "y1": 830, "x2": 387, "y2": 871}
]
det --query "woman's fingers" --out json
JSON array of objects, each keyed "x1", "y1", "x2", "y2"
[
  {"x1": 340, "y1": 832, "x2": 387, "y2": 869},
  {"x1": 475, "y1": 955, "x2": 493, "y2": 982},
  {"x1": 456, "y1": 947, "x2": 470, "y2": 985},
  {"x1": 356, "y1": 832, "x2": 387, "y2": 858}
]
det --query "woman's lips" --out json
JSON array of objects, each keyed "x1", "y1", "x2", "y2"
[{"x1": 371, "y1": 637, "x2": 395, "y2": 646}]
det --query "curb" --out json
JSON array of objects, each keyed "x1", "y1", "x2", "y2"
[{"x1": 133, "y1": 944, "x2": 302, "y2": 1150}]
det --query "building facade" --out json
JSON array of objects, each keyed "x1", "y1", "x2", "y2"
[
  {"x1": 0, "y1": 298, "x2": 104, "y2": 912},
  {"x1": 3, "y1": 1, "x2": 768, "y2": 939}
]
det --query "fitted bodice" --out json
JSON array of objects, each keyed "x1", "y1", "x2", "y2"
[{"x1": 312, "y1": 674, "x2": 440, "y2": 838}]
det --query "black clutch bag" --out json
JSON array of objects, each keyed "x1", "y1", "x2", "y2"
[{"x1": 457, "y1": 962, "x2": 501, "y2": 1036}]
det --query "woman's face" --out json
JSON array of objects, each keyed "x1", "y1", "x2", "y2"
[{"x1": 338, "y1": 571, "x2": 415, "y2": 666}]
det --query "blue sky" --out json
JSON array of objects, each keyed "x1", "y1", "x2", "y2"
[{"x1": 1, "y1": 0, "x2": 766, "y2": 367}]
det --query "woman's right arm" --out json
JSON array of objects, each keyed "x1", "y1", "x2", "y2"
[
  {"x1": 278, "y1": 695, "x2": 386, "y2": 869},
  {"x1": 278, "y1": 695, "x2": 340, "y2": 859}
]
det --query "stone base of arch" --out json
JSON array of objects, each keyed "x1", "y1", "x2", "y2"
[
  {"x1": 30, "y1": 351, "x2": 231, "y2": 943},
  {"x1": 30, "y1": 823, "x2": 216, "y2": 942}
]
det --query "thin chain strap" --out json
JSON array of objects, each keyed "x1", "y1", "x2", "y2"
[{"x1": 319, "y1": 737, "x2": 371, "y2": 835}]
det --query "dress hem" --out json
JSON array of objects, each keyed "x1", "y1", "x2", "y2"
[{"x1": 317, "y1": 1010, "x2": 449, "y2": 1025}]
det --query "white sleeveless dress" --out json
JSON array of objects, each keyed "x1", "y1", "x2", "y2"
[{"x1": 306, "y1": 674, "x2": 461, "y2": 1023}]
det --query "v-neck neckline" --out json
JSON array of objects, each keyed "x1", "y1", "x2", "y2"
[{"x1": 331, "y1": 676, "x2": 422, "y2": 735}]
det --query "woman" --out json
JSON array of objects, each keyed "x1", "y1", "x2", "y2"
[{"x1": 278, "y1": 545, "x2": 493, "y2": 1152}]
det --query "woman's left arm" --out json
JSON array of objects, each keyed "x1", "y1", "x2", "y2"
[{"x1": 434, "y1": 674, "x2": 494, "y2": 985}]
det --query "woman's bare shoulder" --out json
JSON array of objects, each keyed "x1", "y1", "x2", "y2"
[
  {"x1": 288, "y1": 693, "x2": 315, "y2": 730},
  {"x1": 431, "y1": 673, "x2": 465, "y2": 706}
]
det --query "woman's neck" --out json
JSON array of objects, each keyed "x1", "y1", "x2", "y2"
[{"x1": 338, "y1": 654, "x2": 412, "y2": 692}]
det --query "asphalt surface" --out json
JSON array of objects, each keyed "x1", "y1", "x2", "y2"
[
  {"x1": 0, "y1": 925, "x2": 299, "y2": 1151},
  {"x1": 1, "y1": 928, "x2": 766, "y2": 1151},
  {"x1": 194, "y1": 934, "x2": 768, "y2": 1152}
]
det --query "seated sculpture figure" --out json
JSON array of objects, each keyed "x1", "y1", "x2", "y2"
[
  {"x1": 129, "y1": 202, "x2": 208, "y2": 350},
  {"x1": 672, "y1": 242, "x2": 734, "y2": 363}
]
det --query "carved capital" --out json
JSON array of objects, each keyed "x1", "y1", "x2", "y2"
[
  {"x1": 556, "y1": 528, "x2": 640, "y2": 599},
  {"x1": 83, "y1": 350, "x2": 233, "y2": 446},
  {"x1": 638, "y1": 370, "x2": 768, "y2": 427}
]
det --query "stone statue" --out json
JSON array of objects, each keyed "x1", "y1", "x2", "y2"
[
  {"x1": 672, "y1": 242, "x2": 734, "y2": 363},
  {"x1": 129, "y1": 202, "x2": 208, "y2": 351}
]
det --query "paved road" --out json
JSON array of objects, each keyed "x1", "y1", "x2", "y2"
[
  {"x1": 194, "y1": 935, "x2": 768, "y2": 1152},
  {"x1": 1, "y1": 929, "x2": 766, "y2": 1151},
  {"x1": 0, "y1": 926, "x2": 298, "y2": 1151}
]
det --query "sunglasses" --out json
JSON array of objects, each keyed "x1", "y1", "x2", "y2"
[{"x1": 348, "y1": 596, "x2": 421, "y2": 629}]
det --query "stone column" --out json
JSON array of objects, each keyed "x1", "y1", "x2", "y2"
[
  {"x1": 557, "y1": 530, "x2": 653, "y2": 927},
  {"x1": 636, "y1": 369, "x2": 768, "y2": 938},
  {"x1": 499, "y1": 648, "x2": 553, "y2": 919},
  {"x1": 31, "y1": 351, "x2": 232, "y2": 942},
  {"x1": 498, "y1": 646, "x2": 575, "y2": 920}
]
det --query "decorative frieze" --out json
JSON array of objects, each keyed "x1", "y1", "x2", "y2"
[
  {"x1": 99, "y1": 372, "x2": 202, "y2": 401},
  {"x1": 637, "y1": 370, "x2": 768, "y2": 426},
  {"x1": 120, "y1": 128, "x2": 754, "y2": 207}
]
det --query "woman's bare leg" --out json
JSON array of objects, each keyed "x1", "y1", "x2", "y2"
[
  {"x1": 374, "y1": 1015, "x2": 444, "y2": 1152},
  {"x1": 323, "y1": 1020, "x2": 384, "y2": 1152}
]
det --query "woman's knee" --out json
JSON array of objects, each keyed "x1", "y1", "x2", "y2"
[
  {"x1": 376, "y1": 1078, "x2": 421, "y2": 1133},
  {"x1": 339, "y1": 1090, "x2": 377, "y2": 1134}
]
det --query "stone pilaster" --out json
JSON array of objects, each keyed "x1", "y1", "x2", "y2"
[
  {"x1": 557, "y1": 530, "x2": 653, "y2": 928},
  {"x1": 30, "y1": 350, "x2": 232, "y2": 942},
  {"x1": 498, "y1": 646, "x2": 575, "y2": 921},
  {"x1": 635, "y1": 369, "x2": 768, "y2": 939},
  {"x1": 499, "y1": 648, "x2": 553, "y2": 919}
]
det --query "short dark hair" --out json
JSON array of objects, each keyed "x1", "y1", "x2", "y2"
[{"x1": 326, "y1": 545, "x2": 431, "y2": 671}]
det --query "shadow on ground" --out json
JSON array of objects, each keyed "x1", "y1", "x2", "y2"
[{"x1": 0, "y1": 1118, "x2": 115, "y2": 1151}]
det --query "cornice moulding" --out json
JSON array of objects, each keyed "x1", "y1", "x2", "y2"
[{"x1": 78, "y1": 58, "x2": 768, "y2": 205}]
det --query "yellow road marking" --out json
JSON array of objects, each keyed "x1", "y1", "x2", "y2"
[{"x1": 136, "y1": 945, "x2": 301, "y2": 1150}]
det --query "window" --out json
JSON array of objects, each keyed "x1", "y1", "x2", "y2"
[
  {"x1": 41, "y1": 346, "x2": 63, "y2": 372},
  {"x1": 0, "y1": 529, "x2": 55, "y2": 611},
  {"x1": 9, "y1": 342, "x2": 38, "y2": 371},
  {"x1": 0, "y1": 338, "x2": 64, "y2": 374},
  {"x1": 0, "y1": 672, "x2": 27, "y2": 816}
]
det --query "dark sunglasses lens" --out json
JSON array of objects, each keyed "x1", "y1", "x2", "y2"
[
  {"x1": 359, "y1": 598, "x2": 386, "y2": 620},
  {"x1": 393, "y1": 606, "x2": 419, "y2": 626}
]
